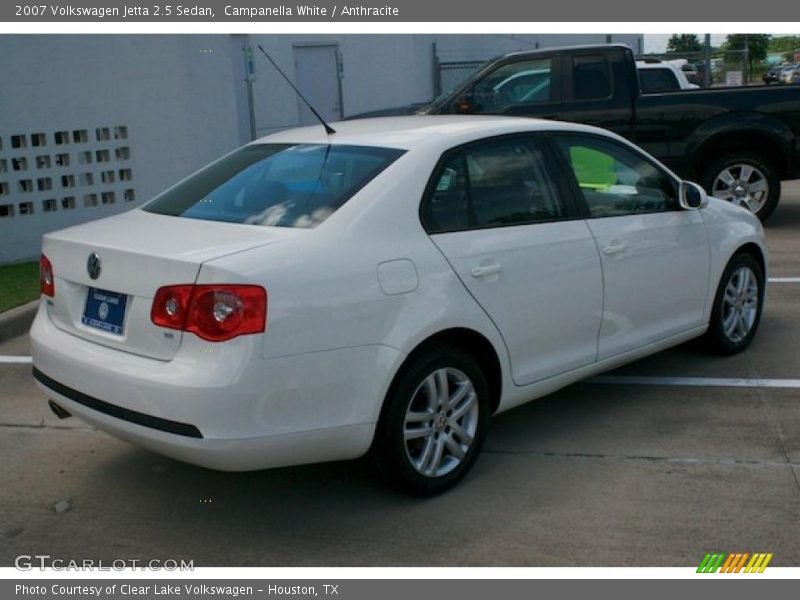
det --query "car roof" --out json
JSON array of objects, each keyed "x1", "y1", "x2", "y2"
[{"x1": 251, "y1": 115, "x2": 612, "y2": 151}]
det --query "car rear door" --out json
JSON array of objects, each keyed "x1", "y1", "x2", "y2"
[
  {"x1": 549, "y1": 132, "x2": 710, "y2": 360},
  {"x1": 421, "y1": 134, "x2": 603, "y2": 386}
]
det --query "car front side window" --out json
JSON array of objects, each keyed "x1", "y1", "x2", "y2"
[{"x1": 553, "y1": 135, "x2": 678, "y2": 218}]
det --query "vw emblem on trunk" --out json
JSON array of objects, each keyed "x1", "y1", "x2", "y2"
[{"x1": 87, "y1": 252, "x2": 102, "y2": 280}]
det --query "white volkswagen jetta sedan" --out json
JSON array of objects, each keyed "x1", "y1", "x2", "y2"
[{"x1": 31, "y1": 116, "x2": 766, "y2": 495}]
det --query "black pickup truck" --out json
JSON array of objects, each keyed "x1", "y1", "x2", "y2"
[{"x1": 357, "y1": 44, "x2": 800, "y2": 221}]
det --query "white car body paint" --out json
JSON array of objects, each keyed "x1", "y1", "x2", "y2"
[{"x1": 30, "y1": 116, "x2": 767, "y2": 472}]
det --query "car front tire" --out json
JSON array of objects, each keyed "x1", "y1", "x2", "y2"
[
  {"x1": 705, "y1": 252, "x2": 765, "y2": 355},
  {"x1": 371, "y1": 346, "x2": 491, "y2": 496}
]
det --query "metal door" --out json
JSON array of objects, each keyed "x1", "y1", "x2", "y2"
[{"x1": 293, "y1": 45, "x2": 342, "y2": 125}]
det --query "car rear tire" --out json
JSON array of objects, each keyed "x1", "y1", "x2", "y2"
[
  {"x1": 700, "y1": 152, "x2": 780, "y2": 222},
  {"x1": 704, "y1": 252, "x2": 764, "y2": 355},
  {"x1": 371, "y1": 346, "x2": 491, "y2": 496}
]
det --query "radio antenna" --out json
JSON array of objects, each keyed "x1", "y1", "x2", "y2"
[{"x1": 256, "y1": 44, "x2": 336, "y2": 135}]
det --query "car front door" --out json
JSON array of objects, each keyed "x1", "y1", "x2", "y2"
[
  {"x1": 421, "y1": 134, "x2": 603, "y2": 386},
  {"x1": 550, "y1": 133, "x2": 710, "y2": 360}
]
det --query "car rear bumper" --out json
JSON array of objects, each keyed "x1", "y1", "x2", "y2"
[{"x1": 30, "y1": 302, "x2": 403, "y2": 470}]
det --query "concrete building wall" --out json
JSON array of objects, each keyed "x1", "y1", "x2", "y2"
[{"x1": 0, "y1": 35, "x2": 244, "y2": 263}]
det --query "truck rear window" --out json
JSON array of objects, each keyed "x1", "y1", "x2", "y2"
[
  {"x1": 639, "y1": 68, "x2": 680, "y2": 93},
  {"x1": 143, "y1": 143, "x2": 405, "y2": 228}
]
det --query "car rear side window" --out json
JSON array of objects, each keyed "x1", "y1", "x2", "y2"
[
  {"x1": 143, "y1": 144, "x2": 405, "y2": 228},
  {"x1": 422, "y1": 137, "x2": 566, "y2": 233}
]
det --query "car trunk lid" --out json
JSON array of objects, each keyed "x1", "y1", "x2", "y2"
[{"x1": 42, "y1": 209, "x2": 296, "y2": 360}]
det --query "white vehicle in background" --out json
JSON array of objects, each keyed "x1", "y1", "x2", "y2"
[
  {"x1": 781, "y1": 64, "x2": 800, "y2": 85},
  {"x1": 31, "y1": 116, "x2": 766, "y2": 495},
  {"x1": 636, "y1": 59, "x2": 700, "y2": 92}
]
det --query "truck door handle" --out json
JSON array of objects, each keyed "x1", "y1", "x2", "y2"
[
  {"x1": 603, "y1": 241, "x2": 628, "y2": 255},
  {"x1": 470, "y1": 264, "x2": 503, "y2": 278}
]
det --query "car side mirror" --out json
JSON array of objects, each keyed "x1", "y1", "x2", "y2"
[
  {"x1": 454, "y1": 95, "x2": 473, "y2": 114},
  {"x1": 679, "y1": 181, "x2": 708, "y2": 210}
]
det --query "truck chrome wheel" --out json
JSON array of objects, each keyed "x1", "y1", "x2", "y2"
[{"x1": 711, "y1": 163, "x2": 769, "y2": 214}]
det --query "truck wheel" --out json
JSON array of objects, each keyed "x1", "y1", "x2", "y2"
[
  {"x1": 371, "y1": 346, "x2": 490, "y2": 496},
  {"x1": 704, "y1": 252, "x2": 764, "y2": 355},
  {"x1": 700, "y1": 153, "x2": 780, "y2": 222}
]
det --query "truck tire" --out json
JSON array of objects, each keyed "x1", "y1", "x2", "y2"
[{"x1": 700, "y1": 152, "x2": 780, "y2": 222}]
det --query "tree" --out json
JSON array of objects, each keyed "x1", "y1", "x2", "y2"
[
  {"x1": 769, "y1": 35, "x2": 800, "y2": 61},
  {"x1": 769, "y1": 35, "x2": 800, "y2": 54},
  {"x1": 667, "y1": 34, "x2": 702, "y2": 54},
  {"x1": 724, "y1": 34, "x2": 771, "y2": 77}
]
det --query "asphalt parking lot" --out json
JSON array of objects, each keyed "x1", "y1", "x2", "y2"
[{"x1": 1, "y1": 184, "x2": 799, "y2": 567}]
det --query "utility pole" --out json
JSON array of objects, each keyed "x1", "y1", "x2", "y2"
[
  {"x1": 432, "y1": 42, "x2": 440, "y2": 99},
  {"x1": 243, "y1": 40, "x2": 257, "y2": 140},
  {"x1": 704, "y1": 34, "x2": 712, "y2": 87},
  {"x1": 743, "y1": 34, "x2": 750, "y2": 84}
]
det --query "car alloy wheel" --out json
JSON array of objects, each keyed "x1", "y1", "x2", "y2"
[
  {"x1": 371, "y1": 345, "x2": 490, "y2": 495},
  {"x1": 403, "y1": 367, "x2": 479, "y2": 477},
  {"x1": 720, "y1": 265, "x2": 759, "y2": 344},
  {"x1": 705, "y1": 252, "x2": 764, "y2": 355},
  {"x1": 711, "y1": 163, "x2": 769, "y2": 214}
]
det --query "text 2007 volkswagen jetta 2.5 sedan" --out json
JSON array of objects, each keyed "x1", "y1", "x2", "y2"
[{"x1": 32, "y1": 116, "x2": 767, "y2": 495}]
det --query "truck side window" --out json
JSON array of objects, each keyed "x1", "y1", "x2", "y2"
[
  {"x1": 572, "y1": 55, "x2": 612, "y2": 100},
  {"x1": 469, "y1": 58, "x2": 552, "y2": 113},
  {"x1": 639, "y1": 68, "x2": 680, "y2": 93},
  {"x1": 554, "y1": 135, "x2": 677, "y2": 217}
]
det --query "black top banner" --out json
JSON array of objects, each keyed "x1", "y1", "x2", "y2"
[{"x1": 2, "y1": 0, "x2": 798, "y2": 22}]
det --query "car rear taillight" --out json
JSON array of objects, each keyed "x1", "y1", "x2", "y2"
[
  {"x1": 40, "y1": 254, "x2": 55, "y2": 297},
  {"x1": 151, "y1": 284, "x2": 267, "y2": 342}
]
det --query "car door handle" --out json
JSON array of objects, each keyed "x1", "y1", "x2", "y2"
[
  {"x1": 602, "y1": 242, "x2": 628, "y2": 256},
  {"x1": 470, "y1": 264, "x2": 503, "y2": 278}
]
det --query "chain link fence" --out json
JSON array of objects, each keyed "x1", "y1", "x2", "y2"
[
  {"x1": 637, "y1": 49, "x2": 794, "y2": 87},
  {"x1": 434, "y1": 47, "x2": 796, "y2": 93},
  {"x1": 434, "y1": 59, "x2": 485, "y2": 98}
]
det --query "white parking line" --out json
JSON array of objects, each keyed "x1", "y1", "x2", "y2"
[
  {"x1": 0, "y1": 356, "x2": 33, "y2": 364},
  {"x1": 769, "y1": 277, "x2": 800, "y2": 283},
  {"x1": 588, "y1": 375, "x2": 800, "y2": 389}
]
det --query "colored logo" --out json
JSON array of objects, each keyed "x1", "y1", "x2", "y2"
[{"x1": 697, "y1": 552, "x2": 773, "y2": 573}]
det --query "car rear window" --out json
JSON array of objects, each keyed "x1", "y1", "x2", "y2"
[{"x1": 143, "y1": 143, "x2": 405, "y2": 228}]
